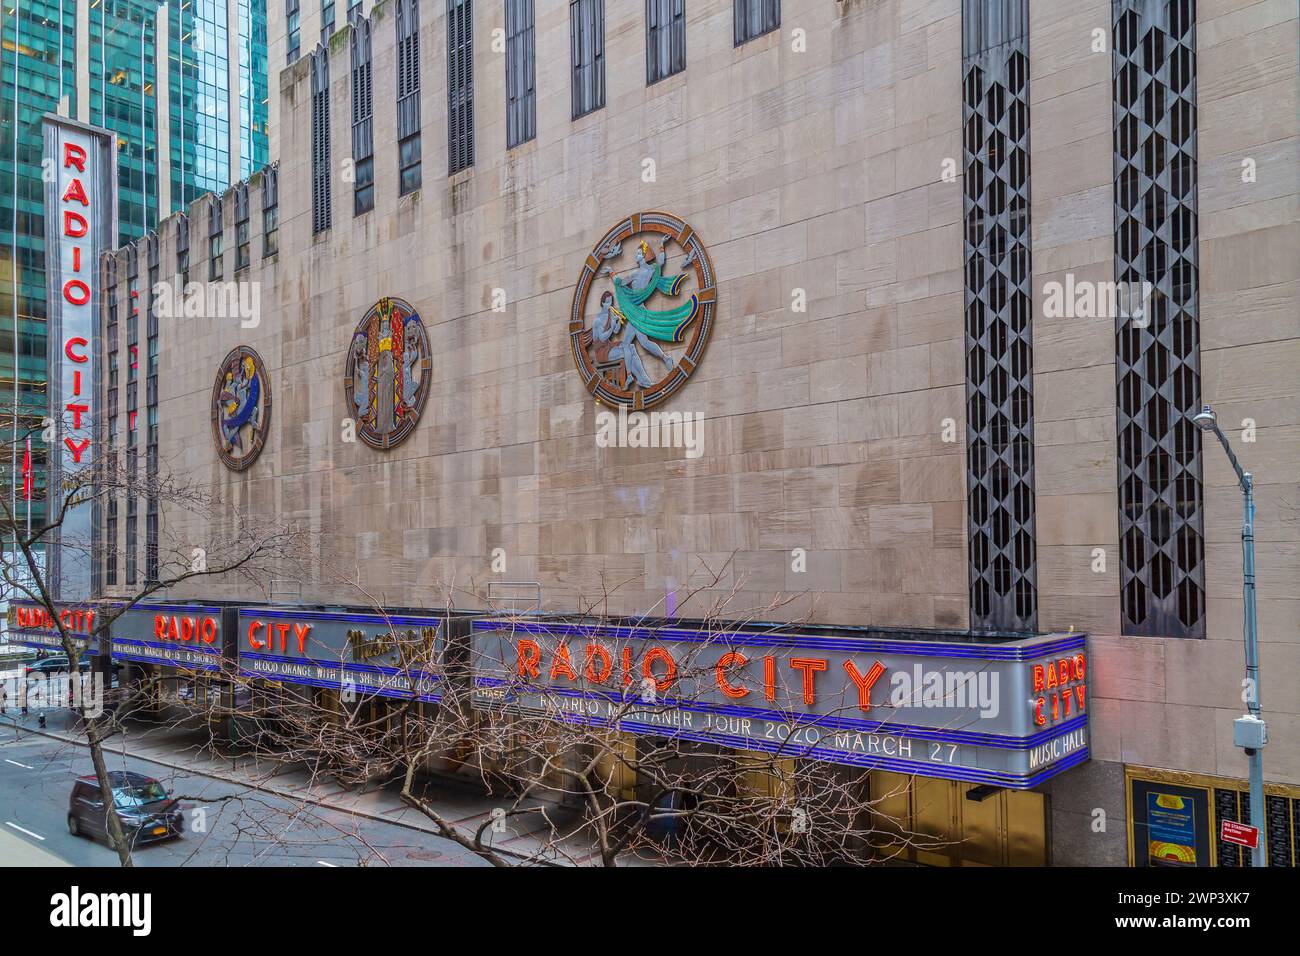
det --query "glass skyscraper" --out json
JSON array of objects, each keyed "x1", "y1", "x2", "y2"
[{"x1": 0, "y1": 0, "x2": 268, "y2": 536}]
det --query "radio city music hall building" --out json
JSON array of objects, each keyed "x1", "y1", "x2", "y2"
[{"x1": 68, "y1": 1, "x2": 1299, "y2": 866}]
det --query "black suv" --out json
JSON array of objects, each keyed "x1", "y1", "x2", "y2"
[{"x1": 67, "y1": 772, "x2": 184, "y2": 846}]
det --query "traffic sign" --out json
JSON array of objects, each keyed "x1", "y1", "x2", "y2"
[{"x1": 1220, "y1": 819, "x2": 1259, "y2": 850}]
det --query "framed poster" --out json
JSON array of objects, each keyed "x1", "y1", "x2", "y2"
[{"x1": 1128, "y1": 773, "x2": 1212, "y2": 867}]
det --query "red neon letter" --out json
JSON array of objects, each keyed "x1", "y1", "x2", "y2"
[
  {"x1": 550, "y1": 643, "x2": 577, "y2": 681},
  {"x1": 247, "y1": 620, "x2": 265, "y2": 651},
  {"x1": 843, "y1": 659, "x2": 887, "y2": 712},
  {"x1": 65, "y1": 337, "x2": 89, "y2": 362},
  {"x1": 63, "y1": 279, "x2": 90, "y2": 306},
  {"x1": 789, "y1": 658, "x2": 828, "y2": 707},
  {"x1": 584, "y1": 643, "x2": 612, "y2": 684},
  {"x1": 642, "y1": 646, "x2": 678, "y2": 692},
  {"x1": 516, "y1": 639, "x2": 540, "y2": 679},
  {"x1": 63, "y1": 142, "x2": 86, "y2": 172},
  {"x1": 61, "y1": 177, "x2": 89, "y2": 206},
  {"x1": 63, "y1": 210, "x2": 87, "y2": 237},
  {"x1": 715, "y1": 652, "x2": 750, "y2": 700}
]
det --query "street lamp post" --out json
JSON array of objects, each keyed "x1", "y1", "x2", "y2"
[{"x1": 1192, "y1": 404, "x2": 1267, "y2": 867}]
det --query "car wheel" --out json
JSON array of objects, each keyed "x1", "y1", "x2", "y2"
[{"x1": 67, "y1": 814, "x2": 80, "y2": 837}]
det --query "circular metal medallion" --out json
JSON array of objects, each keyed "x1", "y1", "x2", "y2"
[
  {"x1": 569, "y1": 211, "x2": 716, "y2": 410},
  {"x1": 344, "y1": 296, "x2": 432, "y2": 450},
  {"x1": 211, "y1": 346, "x2": 272, "y2": 471}
]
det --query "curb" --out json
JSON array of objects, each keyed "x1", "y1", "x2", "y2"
[{"x1": 0, "y1": 715, "x2": 560, "y2": 866}]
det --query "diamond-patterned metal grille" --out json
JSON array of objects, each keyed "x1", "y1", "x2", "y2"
[
  {"x1": 962, "y1": 1, "x2": 1037, "y2": 631},
  {"x1": 1112, "y1": 0, "x2": 1205, "y2": 638},
  {"x1": 311, "y1": 45, "x2": 332, "y2": 234}
]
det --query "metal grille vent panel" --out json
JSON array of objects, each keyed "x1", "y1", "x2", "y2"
[
  {"x1": 1112, "y1": 0, "x2": 1205, "y2": 638},
  {"x1": 447, "y1": 0, "x2": 474, "y2": 174},
  {"x1": 311, "y1": 45, "x2": 332, "y2": 233},
  {"x1": 351, "y1": 17, "x2": 374, "y2": 158},
  {"x1": 962, "y1": 0, "x2": 1038, "y2": 631}
]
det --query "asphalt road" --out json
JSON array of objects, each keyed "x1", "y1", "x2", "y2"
[{"x1": 0, "y1": 728, "x2": 490, "y2": 867}]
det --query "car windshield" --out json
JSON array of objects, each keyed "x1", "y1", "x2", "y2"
[{"x1": 112, "y1": 783, "x2": 168, "y2": 808}]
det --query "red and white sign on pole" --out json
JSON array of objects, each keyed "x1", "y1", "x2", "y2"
[
  {"x1": 1219, "y1": 819, "x2": 1260, "y2": 850},
  {"x1": 42, "y1": 115, "x2": 117, "y2": 600}
]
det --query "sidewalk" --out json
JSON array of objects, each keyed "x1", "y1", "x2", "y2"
[
  {"x1": 0, "y1": 827, "x2": 71, "y2": 867},
  {"x1": 0, "y1": 705, "x2": 651, "y2": 866}
]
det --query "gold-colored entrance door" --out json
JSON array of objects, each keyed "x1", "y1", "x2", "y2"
[{"x1": 869, "y1": 772, "x2": 1048, "y2": 866}]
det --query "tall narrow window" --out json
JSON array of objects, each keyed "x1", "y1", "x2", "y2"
[
  {"x1": 348, "y1": 0, "x2": 363, "y2": 21},
  {"x1": 125, "y1": 456, "x2": 137, "y2": 585},
  {"x1": 505, "y1": 0, "x2": 535, "y2": 148},
  {"x1": 447, "y1": 0, "x2": 474, "y2": 174},
  {"x1": 125, "y1": 248, "x2": 139, "y2": 589},
  {"x1": 351, "y1": 17, "x2": 376, "y2": 213},
  {"x1": 262, "y1": 166, "x2": 280, "y2": 255},
  {"x1": 146, "y1": 412, "x2": 159, "y2": 582},
  {"x1": 287, "y1": 0, "x2": 301, "y2": 62},
  {"x1": 322, "y1": 0, "x2": 336, "y2": 40},
  {"x1": 311, "y1": 45, "x2": 333, "y2": 233},
  {"x1": 734, "y1": 0, "x2": 778, "y2": 46},
  {"x1": 176, "y1": 214, "x2": 190, "y2": 284},
  {"x1": 396, "y1": 0, "x2": 422, "y2": 192},
  {"x1": 962, "y1": 0, "x2": 1037, "y2": 631},
  {"x1": 570, "y1": 0, "x2": 604, "y2": 119},
  {"x1": 1112, "y1": 0, "x2": 1204, "y2": 638},
  {"x1": 146, "y1": 237, "x2": 160, "y2": 584},
  {"x1": 646, "y1": 0, "x2": 685, "y2": 85},
  {"x1": 106, "y1": 494, "x2": 118, "y2": 585},
  {"x1": 208, "y1": 198, "x2": 224, "y2": 280},
  {"x1": 234, "y1": 184, "x2": 251, "y2": 271},
  {"x1": 104, "y1": 268, "x2": 119, "y2": 589}
]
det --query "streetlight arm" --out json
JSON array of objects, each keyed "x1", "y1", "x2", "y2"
[{"x1": 1207, "y1": 422, "x2": 1249, "y2": 492}]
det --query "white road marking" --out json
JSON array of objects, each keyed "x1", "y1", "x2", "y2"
[
  {"x1": 5, "y1": 821, "x2": 45, "y2": 841},
  {"x1": 316, "y1": 860, "x2": 338, "y2": 867},
  {"x1": 4, "y1": 759, "x2": 32, "y2": 769}
]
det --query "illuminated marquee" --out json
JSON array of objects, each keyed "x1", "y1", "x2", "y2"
[
  {"x1": 236, "y1": 608, "x2": 447, "y2": 702},
  {"x1": 6, "y1": 599, "x2": 100, "y2": 653},
  {"x1": 472, "y1": 620, "x2": 1091, "y2": 790},
  {"x1": 1032, "y1": 653, "x2": 1088, "y2": 726},
  {"x1": 107, "y1": 604, "x2": 227, "y2": 671}
]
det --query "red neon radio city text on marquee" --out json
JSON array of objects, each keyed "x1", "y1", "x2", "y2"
[
  {"x1": 59, "y1": 140, "x2": 93, "y2": 465},
  {"x1": 154, "y1": 612, "x2": 219, "y2": 646},
  {"x1": 246, "y1": 617, "x2": 313, "y2": 655},
  {"x1": 13, "y1": 604, "x2": 96, "y2": 636},
  {"x1": 1032, "y1": 653, "x2": 1087, "y2": 726},
  {"x1": 513, "y1": 638, "x2": 889, "y2": 711}
]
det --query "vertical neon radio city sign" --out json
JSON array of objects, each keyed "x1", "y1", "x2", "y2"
[{"x1": 42, "y1": 116, "x2": 116, "y2": 600}]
